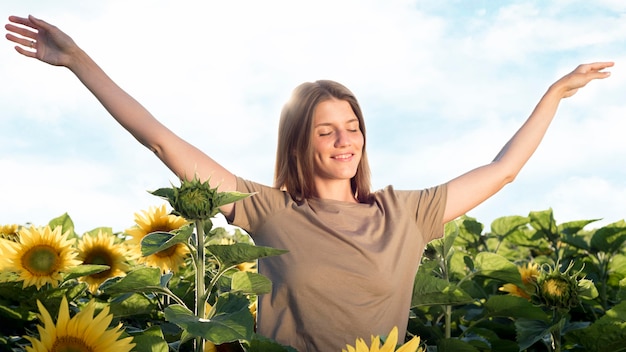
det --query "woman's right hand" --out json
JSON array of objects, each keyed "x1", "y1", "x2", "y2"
[
  {"x1": 6, "y1": 15, "x2": 240, "y2": 218},
  {"x1": 5, "y1": 15, "x2": 80, "y2": 67}
]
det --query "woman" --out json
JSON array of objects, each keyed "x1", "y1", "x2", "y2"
[{"x1": 5, "y1": 15, "x2": 612, "y2": 351}]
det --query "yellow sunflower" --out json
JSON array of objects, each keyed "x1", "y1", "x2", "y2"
[
  {"x1": 0, "y1": 226, "x2": 80, "y2": 289},
  {"x1": 499, "y1": 262, "x2": 540, "y2": 299},
  {"x1": 0, "y1": 224, "x2": 20, "y2": 241},
  {"x1": 25, "y1": 295, "x2": 135, "y2": 352},
  {"x1": 125, "y1": 204, "x2": 189, "y2": 273},
  {"x1": 342, "y1": 326, "x2": 423, "y2": 352},
  {"x1": 77, "y1": 230, "x2": 131, "y2": 293}
]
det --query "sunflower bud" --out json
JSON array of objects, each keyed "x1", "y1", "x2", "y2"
[
  {"x1": 539, "y1": 275, "x2": 576, "y2": 308},
  {"x1": 531, "y1": 262, "x2": 594, "y2": 311},
  {"x1": 171, "y1": 178, "x2": 219, "y2": 221},
  {"x1": 150, "y1": 177, "x2": 220, "y2": 221},
  {"x1": 151, "y1": 177, "x2": 252, "y2": 222}
]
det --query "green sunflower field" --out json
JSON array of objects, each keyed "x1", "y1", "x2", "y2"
[{"x1": 0, "y1": 179, "x2": 624, "y2": 351}]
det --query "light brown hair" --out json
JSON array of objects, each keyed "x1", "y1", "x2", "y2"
[{"x1": 274, "y1": 80, "x2": 372, "y2": 202}]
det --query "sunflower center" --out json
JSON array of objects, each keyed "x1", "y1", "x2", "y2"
[
  {"x1": 22, "y1": 245, "x2": 60, "y2": 275},
  {"x1": 83, "y1": 248, "x2": 113, "y2": 279},
  {"x1": 52, "y1": 336, "x2": 94, "y2": 352},
  {"x1": 542, "y1": 278, "x2": 569, "y2": 298}
]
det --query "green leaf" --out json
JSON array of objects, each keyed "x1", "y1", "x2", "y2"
[
  {"x1": 558, "y1": 219, "x2": 598, "y2": 251},
  {"x1": 128, "y1": 326, "x2": 169, "y2": 352},
  {"x1": 432, "y1": 221, "x2": 459, "y2": 260},
  {"x1": 490, "y1": 339, "x2": 522, "y2": 352},
  {"x1": 411, "y1": 272, "x2": 474, "y2": 307},
  {"x1": 463, "y1": 255, "x2": 474, "y2": 272},
  {"x1": 64, "y1": 264, "x2": 110, "y2": 280},
  {"x1": 483, "y1": 295, "x2": 549, "y2": 321},
  {"x1": 462, "y1": 328, "x2": 520, "y2": 352},
  {"x1": 0, "y1": 303, "x2": 28, "y2": 320},
  {"x1": 109, "y1": 293, "x2": 158, "y2": 317},
  {"x1": 48, "y1": 213, "x2": 77, "y2": 239},
  {"x1": 561, "y1": 232, "x2": 591, "y2": 252},
  {"x1": 247, "y1": 334, "x2": 298, "y2": 352},
  {"x1": 590, "y1": 220, "x2": 626, "y2": 254},
  {"x1": 141, "y1": 224, "x2": 194, "y2": 256},
  {"x1": 448, "y1": 251, "x2": 470, "y2": 279},
  {"x1": 505, "y1": 226, "x2": 547, "y2": 248},
  {"x1": 165, "y1": 293, "x2": 254, "y2": 344},
  {"x1": 103, "y1": 267, "x2": 163, "y2": 295},
  {"x1": 208, "y1": 243, "x2": 288, "y2": 268},
  {"x1": 474, "y1": 252, "x2": 524, "y2": 287},
  {"x1": 567, "y1": 300, "x2": 626, "y2": 351},
  {"x1": 609, "y1": 255, "x2": 626, "y2": 286},
  {"x1": 437, "y1": 338, "x2": 480, "y2": 352},
  {"x1": 578, "y1": 278, "x2": 599, "y2": 300},
  {"x1": 490, "y1": 215, "x2": 529, "y2": 238},
  {"x1": 529, "y1": 209, "x2": 558, "y2": 234},
  {"x1": 619, "y1": 277, "x2": 626, "y2": 301},
  {"x1": 559, "y1": 219, "x2": 599, "y2": 236},
  {"x1": 150, "y1": 187, "x2": 176, "y2": 203},
  {"x1": 453, "y1": 216, "x2": 484, "y2": 251},
  {"x1": 215, "y1": 191, "x2": 255, "y2": 208},
  {"x1": 515, "y1": 317, "x2": 552, "y2": 350},
  {"x1": 231, "y1": 271, "x2": 272, "y2": 295},
  {"x1": 459, "y1": 216, "x2": 484, "y2": 238}
]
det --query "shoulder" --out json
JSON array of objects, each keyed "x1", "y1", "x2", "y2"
[
  {"x1": 371, "y1": 184, "x2": 448, "y2": 217},
  {"x1": 235, "y1": 176, "x2": 293, "y2": 203},
  {"x1": 373, "y1": 183, "x2": 447, "y2": 202},
  {"x1": 235, "y1": 176, "x2": 271, "y2": 193}
]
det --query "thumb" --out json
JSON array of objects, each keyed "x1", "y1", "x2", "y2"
[{"x1": 28, "y1": 14, "x2": 51, "y2": 30}]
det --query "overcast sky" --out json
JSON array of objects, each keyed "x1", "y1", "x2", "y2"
[{"x1": 2, "y1": 0, "x2": 625, "y2": 234}]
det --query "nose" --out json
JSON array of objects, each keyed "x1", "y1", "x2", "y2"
[{"x1": 334, "y1": 130, "x2": 352, "y2": 148}]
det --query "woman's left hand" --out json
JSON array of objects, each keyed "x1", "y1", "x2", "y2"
[{"x1": 551, "y1": 61, "x2": 614, "y2": 99}]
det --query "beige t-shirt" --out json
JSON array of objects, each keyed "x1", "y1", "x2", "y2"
[{"x1": 232, "y1": 177, "x2": 447, "y2": 352}]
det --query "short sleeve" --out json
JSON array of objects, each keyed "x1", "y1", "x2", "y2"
[
  {"x1": 392, "y1": 184, "x2": 448, "y2": 243},
  {"x1": 231, "y1": 177, "x2": 292, "y2": 235}
]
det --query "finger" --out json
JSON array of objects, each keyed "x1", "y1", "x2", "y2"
[
  {"x1": 7, "y1": 15, "x2": 35, "y2": 29},
  {"x1": 592, "y1": 71, "x2": 611, "y2": 79},
  {"x1": 5, "y1": 33, "x2": 36, "y2": 49},
  {"x1": 595, "y1": 61, "x2": 615, "y2": 68},
  {"x1": 5, "y1": 23, "x2": 37, "y2": 40},
  {"x1": 28, "y1": 15, "x2": 55, "y2": 32},
  {"x1": 580, "y1": 61, "x2": 614, "y2": 73},
  {"x1": 576, "y1": 69, "x2": 611, "y2": 82},
  {"x1": 13, "y1": 45, "x2": 37, "y2": 59},
  {"x1": 584, "y1": 69, "x2": 612, "y2": 83}
]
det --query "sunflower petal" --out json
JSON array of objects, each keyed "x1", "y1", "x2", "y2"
[
  {"x1": 377, "y1": 326, "x2": 398, "y2": 352},
  {"x1": 396, "y1": 336, "x2": 421, "y2": 352}
]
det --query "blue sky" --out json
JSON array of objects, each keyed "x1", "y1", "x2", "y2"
[{"x1": 2, "y1": 0, "x2": 626, "y2": 233}]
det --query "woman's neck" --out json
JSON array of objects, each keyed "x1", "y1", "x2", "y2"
[{"x1": 312, "y1": 180, "x2": 358, "y2": 203}]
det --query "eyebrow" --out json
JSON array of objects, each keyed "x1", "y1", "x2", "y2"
[{"x1": 314, "y1": 118, "x2": 359, "y2": 128}]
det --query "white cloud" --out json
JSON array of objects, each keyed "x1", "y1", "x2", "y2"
[
  {"x1": 0, "y1": 156, "x2": 167, "y2": 232},
  {"x1": 2, "y1": 0, "x2": 625, "y2": 232},
  {"x1": 545, "y1": 176, "x2": 626, "y2": 226}
]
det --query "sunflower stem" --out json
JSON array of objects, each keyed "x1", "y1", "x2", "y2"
[
  {"x1": 194, "y1": 219, "x2": 207, "y2": 352},
  {"x1": 550, "y1": 310, "x2": 564, "y2": 352},
  {"x1": 445, "y1": 304, "x2": 452, "y2": 339}
]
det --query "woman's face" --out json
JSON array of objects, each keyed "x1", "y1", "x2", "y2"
[{"x1": 310, "y1": 98, "x2": 364, "y2": 189}]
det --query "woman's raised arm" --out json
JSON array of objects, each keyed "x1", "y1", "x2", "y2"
[
  {"x1": 5, "y1": 15, "x2": 237, "y2": 215},
  {"x1": 442, "y1": 62, "x2": 613, "y2": 224}
]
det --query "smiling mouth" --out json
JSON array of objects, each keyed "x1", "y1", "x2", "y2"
[{"x1": 332, "y1": 153, "x2": 354, "y2": 160}]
